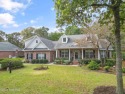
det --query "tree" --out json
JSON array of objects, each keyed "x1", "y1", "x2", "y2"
[
  {"x1": 54, "y1": 0, "x2": 125, "y2": 93},
  {"x1": 65, "y1": 25, "x2": 82, "y2": 35},
  {"x1": 0, "y1": 30, "x2": 6, "y2": 42},
  {"x1": 6, "y1": 32, "x2": 24, "y2": 48},
  {"x1": 21, "y1": 27, "x2": 35, "y2": 40},
  {"x1": 34, "y1": 27, "x2": 49, "y2": 38},
  {"x1": 48, "y1": 32, "x2": 63, "y2": 41}
]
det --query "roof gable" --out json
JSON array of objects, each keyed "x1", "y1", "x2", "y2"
[{"x1": 24, "y1": 35, "x2": 55, "y2": 50}]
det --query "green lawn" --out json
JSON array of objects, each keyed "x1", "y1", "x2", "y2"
[{"x1": 0, "y1": 64, "x2": 125, "y2": 94}]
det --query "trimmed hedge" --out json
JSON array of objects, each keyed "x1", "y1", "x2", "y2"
[
  {"x1": 79, "y1": 59, "x2": 101, "y2": 65},
  {"x1": 54, "y1": 58, "x2": 71, "y2": 65},
  {"x1": 0, "y1": 58, "x2": 23, "y2": 69},
  {"x1": 105, "y1": 59, "x2": 116, "y2": 67},
  {"x1": 31, "y1": 59, "x2": 48, "y2": 64}
]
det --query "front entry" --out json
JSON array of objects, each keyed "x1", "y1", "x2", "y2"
[{"x1": 75, "y1": 52, "x2": 78, "y2": 59}]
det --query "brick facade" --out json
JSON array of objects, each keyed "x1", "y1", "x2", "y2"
[
  {"x1": 24, "y1": 51, "x2": 56, "y2": 62},
  {"x1": 0, "y1": 51, "x2": 24, "y2": 58}
]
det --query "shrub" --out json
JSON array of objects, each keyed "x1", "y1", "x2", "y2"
[
  {"x1": 79, "y1": 59, "x2": 101, "y2": 65},
  {"x1": 105, "y1": 59, "x2": 116, "y2": 67},
  {"x1": 31, "y1": 59, "x2": 48, "y2": 64},
  {"x1": 79, "y1": 59, "x2": 91, "y2": 65},
  {"x1": 122, "y1": 52, "x2": 125, "y2": 60},
  {"x1": 0, "y1": 58, "x2": 23, "y2": 69},
  {"x1": 104, "y1": 66, "x2": 110, "y2": 72},
  {"x1": 122, "y1": 68, "x2": 125, "y2": 73},
  {"x1": 31, "y1": 59, "x2": 36, "y2": 64},
  {"x1": 87, "y1": 60, "x2": 99, "y2": 70},
  {"x1": 63, "y1": 60, "x2": 71, "y2": 65}
]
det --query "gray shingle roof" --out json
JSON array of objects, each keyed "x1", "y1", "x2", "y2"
[
  {"x1": 39, "y1": 37, "x2": 55, "y2": 49},
  {"x1": 55, "y1": 34, "x2": 98, "y2": 49},
  {"x1": 55, "y1": 34, "x2": 113, "y2": 50},
  {"x1": 0, "y1": 42, "x2": 21, "y2": 51},
  {"x1": 99, "y1": 39, "x2": 113, "y2": 50}
]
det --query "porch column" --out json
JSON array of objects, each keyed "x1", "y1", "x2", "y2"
[
  {"x1": 56, "y1": 50, "x2": 58, "y2": 58},
  {"x1": 69, "y1": 49, "x2": 70, "y2": 60},
  {"x1": 82, "y1": 49, "x2": 83, "y2": 59},
  {"x1": 98, "y1": 49, "x2": 100, "y2": 60}
]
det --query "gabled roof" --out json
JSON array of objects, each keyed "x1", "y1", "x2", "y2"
[
  {"x1": 0, "y1": 42, "x2": 21, "y2": 51},
  {"x1": 39, "y1": 37, "x2": 55, "y2": 49},
  {"x1": 55, "y1": 34, "x2": 113, "y2": 50},
  {"x1": 24, "y1": 35, "x2": 56, "y2": 50},
  {"x1": 55, "y1": 34, "x2": 98, "y2": 49}
]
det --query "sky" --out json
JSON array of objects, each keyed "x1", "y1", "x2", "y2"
[{"x1": 0, "y1": 0, "x2": 57, "y2": 34}]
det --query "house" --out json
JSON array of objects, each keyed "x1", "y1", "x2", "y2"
[
  {"x1": 23, "y1": 35, "x2": 56, "y2": 62},
  {"x1": 55, "y1": 34, "x2": 113, "y2": 64},
  {"x1": 24, "y1": 34, "x2": 113, "y2": 64},
  {"x1": 0, "y1": 42, "x2": 24, "y2": 58}
]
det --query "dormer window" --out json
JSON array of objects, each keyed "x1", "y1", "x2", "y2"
[
  {"x1": 63, "y1": 38, "x2": 66, "y2": 42},
  {"x1": 36, "y1": 40, "x2": 38, "y2": 43},
  {"x1": 62, "y1": 37, "x2": 68, "y2": 43}
]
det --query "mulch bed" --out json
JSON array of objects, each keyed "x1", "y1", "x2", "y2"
[
  {"x1": 93, "y1": 86, "x2": 125, "y2": 94},
  {"x1": 34, "y1": 66, "x2": 49, "y2": 70}
]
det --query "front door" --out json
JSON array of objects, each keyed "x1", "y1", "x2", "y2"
[{"x1": 74, "y1": 51, "x2": 79, "y2": 59}]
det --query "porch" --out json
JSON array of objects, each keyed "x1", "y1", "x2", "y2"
[
  {"x1": 56, "y1": 49, "x2": 112, "y2": 64},
  {"x1": 56, "y1": 49, "x2": 99, "y2": 60}
]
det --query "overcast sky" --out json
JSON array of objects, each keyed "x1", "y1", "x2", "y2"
[{"x1": 0, "y1": 0, "x2": 57, "y2": 33}]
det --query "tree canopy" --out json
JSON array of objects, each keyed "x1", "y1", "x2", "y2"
[{"x1": 54, "y1": 0, "x2": 125, "y2": 94}]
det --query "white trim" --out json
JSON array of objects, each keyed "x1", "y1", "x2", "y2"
[
  {"x1": 69, "y1": 49, "x2": 70, "y2": 60},
  {"x1": 98, "y1": 50, "x2": 100, "y2": 60},
  {"x1": 82, "y1": 49, "x2": 83, "y2": 59},
  {"x1": 56, "y1": 50, "x2": 58, "y2": 58},
  {"x1": 23, "y1": 36, "x2": 37, "y2": 50}
]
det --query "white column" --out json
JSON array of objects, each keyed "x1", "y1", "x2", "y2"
[
  {"x1": 110, "y1": 51, "x2": 112, "y2": 58},
  {"x1": 98, "y1": 49, "x2": 100, "y2": 60},
  {"x1": 82, "y1": 49, "x2": 83, "y2": 59},
  {"x1": 56, "y1": 50, "x2": 58, "y2": 58},
  {"x1": 69, "y1": 49, "x2": 70, "y2": 60}
]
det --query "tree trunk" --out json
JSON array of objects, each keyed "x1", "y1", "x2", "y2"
[{"x1": 113, "y1": 7, "x2": 124, "y2": 94}]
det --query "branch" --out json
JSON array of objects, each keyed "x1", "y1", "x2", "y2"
[{"x1": 91, "y1": 3, "x2": 113, "y2": 8}]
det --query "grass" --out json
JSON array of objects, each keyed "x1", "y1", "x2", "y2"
[{"x1": 0, "y1": 64, "x2": 125, "y2": 94}]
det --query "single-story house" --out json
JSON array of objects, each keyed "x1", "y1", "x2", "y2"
[
  {"x1": 23, "y1": 34, "x2": 113, "y2": 64},
  {"x1": 0, "y1": 42, "x2": 24, "y2": 58}
]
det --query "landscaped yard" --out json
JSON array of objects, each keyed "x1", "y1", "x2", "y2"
[{"x1": 0, "y1": 64, "x2": 125, "y2": 94}]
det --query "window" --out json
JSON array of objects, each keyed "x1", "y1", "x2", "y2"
[
  {"x1": 60, "y1": 50, "x2": 69, "y2": 58},
  {"x1": 27, "y1": 53, "x2": 33, "y2": 59},
  {"x1": 62, "y1": 37, "x2": 68, "y2": 43},
  {"x1": 36, "y1": 40, "x2": 38, "y2": 43},
  {"x1": 100, "y1": 50, "x2": 105, "y2": 58},
  {"x1": 85, "y1": 50, "x2": 95, "y2": 58},
  {"x1": 36, "y1": 53, "x2": 46, "y2": 59},
  {"x1": 63, "y1": 38, "x2": 66, "y2": 42}
]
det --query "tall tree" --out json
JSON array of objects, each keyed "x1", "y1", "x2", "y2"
[
  {"x1": 7, "y1": 32, "x2": 23, "y2": 48},
  {"x1": 48, "y1": 32, "x2": 63, "y2": 41},
  {"x1": 34, "y1": 27, "x2": 49, "y2": 38},
  {"x1": 65, "y1": 25, "x2": 82, "y2": 35},
  {"x1": 54, "y1": 0, "x2": 125, "y2": 93},
  {"x1": 0, "y1": 30, "x2": 6, "y2": 42},
  {"x1": 21, "y1": 27, "x2": 35, "y2": 40}
]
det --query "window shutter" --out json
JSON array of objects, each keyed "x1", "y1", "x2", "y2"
[
  {"x1": 93, "y1": 50, "x2": 95, "y2": 58},
  {"x1": 44, "y1": 54, "x2": 46, "y2": 59},
  {"x1": 31, "y1": 53, "x2": 33, "y2": 59},
  {"x1": 36, "y1": 54, "x2": 38, "y2": 59},
  {"x1": 83, "y1": 50, "x2": 85, "y2": 58},
  {"x1": 60, "y1": 50, "x2": 61, "y2": 57},
  {"x1": 27, "y1": 53, "x2": 28, "y2": 59}
]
